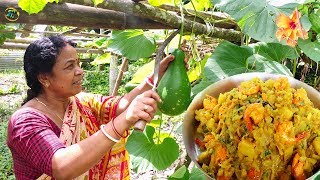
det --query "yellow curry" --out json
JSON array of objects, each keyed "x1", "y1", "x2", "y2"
[{"x1": 195, "y1": 77, "x2": 320, "y2": 180}]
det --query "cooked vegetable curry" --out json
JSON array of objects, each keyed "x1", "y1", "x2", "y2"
[{"x1": 194, "y1": 77, "x2": 320, "y2": 179}]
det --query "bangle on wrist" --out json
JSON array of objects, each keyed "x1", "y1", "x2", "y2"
[
  {"x1": 111, "y1": 118, "x2": 129, "y2": 138},
  {"x1": 100, "y1": 124, "x2": 120, "y2": 143},
  {"x1": 145, "y1": 76, "x2": 154, "y2": 87}
]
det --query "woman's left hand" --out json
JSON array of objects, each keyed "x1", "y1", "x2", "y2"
[
  {"x1": 157, "y1": 53, "x2": 189, "y2": 81},
  {"x1": 157, "y1": 55, "x2": 174, "y2": 80}
]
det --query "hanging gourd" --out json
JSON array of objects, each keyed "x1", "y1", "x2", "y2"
[
  {"x1": 157, "y1": 4, "x2": 191, "y2": 116},
  {"x1": 157, "y1": 48, "x2": 191, "y2": 116}
]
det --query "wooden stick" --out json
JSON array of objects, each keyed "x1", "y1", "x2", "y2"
[{"x1": 112, "y1": 57, "x2": 129, "y2": 96}]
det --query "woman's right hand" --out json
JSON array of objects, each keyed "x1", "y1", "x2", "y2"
[{"x1": 124, "y1": 90, "x2": 161, "y2": 127}]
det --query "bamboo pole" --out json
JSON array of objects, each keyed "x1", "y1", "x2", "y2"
[
  {"x1": 0, "y1": 42, "x2": 105, "y2": 54},
  {"x1": 112, "y1": 57, "x2": 129, "y2": 96},
  {"x1": 0, "y1": 29, "x2": 110, "y2": 38}
]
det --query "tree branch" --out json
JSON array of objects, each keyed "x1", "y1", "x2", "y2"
[
  {"x1": 159, "y1": 4, "x2": 238, "y2": 29},
  {"x1": 64, "y1": 0, "x2": 242, "y2": 42},
  {"x1": 0, "y1": 0, "x2": 171, "y2": 29}
]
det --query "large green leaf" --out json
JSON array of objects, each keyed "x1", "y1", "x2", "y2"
[
  {"x1": 252, "y1": 42, "x2": 299, "y2": 61},
  {"x1": 191, "y1": 41, "x2": 252, "y2": 95},
  {"x1": 191, "y1": 41, "x2": 293, "y2": 95},
  {"x1": 247, "y1": 54, "x2": 293, "y2": 76},
  {"x1": 126, "y1": 126, "x2": 179, "y2": 172},
  {"x1": 203, "y1": 41, "x2": 252, "y2": 81},
  {"x1": 168, "y1": 165, "x2": 190, "y2": 180},
  {"x1": 309, "y1": 13, "x2": 320, "y2": 33},
  {"x1": 211, "y1": 0, "x2": 298, "y2": 42},
  {"x1": 107, "y1": 30, "x2": 156, "y2": 60},
  {"x1": 189, "y1": 166, "x2": 207, "y2": 180},
  {"x1": 18, "y1": 0, "x2": 47, "y2": 14},
  {"x1": 298, "y1": 38, "x2": 320, "y2": 62}
]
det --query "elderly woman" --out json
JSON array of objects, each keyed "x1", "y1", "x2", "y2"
[{"x1": 7, "y1": 35, "x2": 175, "y2": 179}]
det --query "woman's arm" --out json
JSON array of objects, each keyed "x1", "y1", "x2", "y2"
[
  {"x1": 52, "y1": 120, "x2": 118, "y2": 179},
  {"x1": 51, "y1": 115, "x2": 127, "y2": 179},
  {"x1": 52, "y1": 90, "x2": 161, "y2": 179},
  {"x1": 116, "y1": 55, "x2": 175, "y2": 115}
]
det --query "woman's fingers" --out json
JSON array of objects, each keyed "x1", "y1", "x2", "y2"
[
  {"x1": 162, "y1": 54, "x2": 175, "y2": 63},
  {"x1": 159, "y1": 55, "x2": 175, "y2": 77},
  {"x1": 142, "y1": 90, "x2": 161, "y2": 103},
  {"x1": 126, "y1": 90, "x2": 160, "y2": 125}
]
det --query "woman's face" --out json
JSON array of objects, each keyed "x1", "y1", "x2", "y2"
[{"x1": 47, "y1": 44, "x2": 83, "y2": 97}]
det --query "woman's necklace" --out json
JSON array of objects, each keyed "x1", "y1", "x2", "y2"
[{"x1": 35, "y1": 97, "x2": 64, "y2": 122}]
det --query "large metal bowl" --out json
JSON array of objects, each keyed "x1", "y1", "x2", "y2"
[{"x1": 183, "y1": 72, "x2": 320, "y2": 179}]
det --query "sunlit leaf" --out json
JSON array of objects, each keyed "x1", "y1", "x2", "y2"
[
  {"x1": 298, "y1": 38, "x2": 320, "y2": 62},
  {"x1": 187, "y1": 53, "x2": 210, "y2": 82},
  {"x1": 18, "y1": 0, "x2": 47, "y2": 14},
  {"x1": 148, "y1": 0, "x2": 172, "y2": 6},
  {"x1": 165, "y1": 34, "x2": 191, "y2": 55},
  {"x1": 90, "y1": 53, "x2": 111, "y2": 65},
  {"x1": 108, "y1": 30, "x2": 156, "y2": 60},
  {"x1": 126, "y1": 126, "x2": 179, "y2": 172},
  {"x1": 92, "y1": 0, "x2": 104, "y2": 6},
  {"x1": 154, "y1": 132, "x2": 172, "y2": 144},
  {"x1": 184, "y1": 0, "x2": 212, "y2": 10},
  {"x1": 128, "y1": 60, "x2": 154, "y2": 84},
  {"x1": 211, "y1": 0, "x2": 298, "y2": 42}
]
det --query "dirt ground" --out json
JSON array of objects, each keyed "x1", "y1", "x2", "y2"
[{"x1": 0, "y1": 72, "x2": 187, "y2": 179}]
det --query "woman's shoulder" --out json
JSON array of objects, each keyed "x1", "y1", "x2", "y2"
[{"x1": 10, "y1": 107, "x2": 49, "y2": 126}]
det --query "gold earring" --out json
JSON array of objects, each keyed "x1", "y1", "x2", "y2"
[{"x1": 45, "y1": 83, "x2": 49, "y2": 88}]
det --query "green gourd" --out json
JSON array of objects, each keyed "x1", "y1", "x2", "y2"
[{"x1": 157, "y1": 48, "x2": 191, "y2": 116}]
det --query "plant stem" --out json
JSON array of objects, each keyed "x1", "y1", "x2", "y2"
[
  {"x1": 245, "y1": 34, "x2": 250, "y2": 45},
  {"x1": 293, "y1": 48, "x2": 300, "y2": 77},
  {"x1": 292, "y1": 58, "x2": 297, "y2": 77},
  {"x1": 178, "y1": 1, "x2": 185, "y2": 49},
  {"x1": 157, "y1": 112, "x2": 163, "y2": 144}
]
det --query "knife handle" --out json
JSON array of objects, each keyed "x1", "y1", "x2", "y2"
[
  {"x1": 134, "y1": 83, "x2": 157, "y2": 131},
  {"x1": 134, "y1": 120, "x2": 146, "y2": 131}
]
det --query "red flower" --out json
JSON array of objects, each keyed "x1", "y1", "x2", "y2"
[{"x1": 276, "y1": 9, "x2": 308, "y2": 47}]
